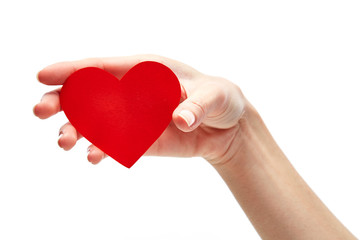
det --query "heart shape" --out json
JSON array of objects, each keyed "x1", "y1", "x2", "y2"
[{"x1": 60, "y1": 61, "x2": 181, "y2": 168}]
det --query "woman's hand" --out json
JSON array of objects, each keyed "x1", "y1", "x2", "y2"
[
  {"x1": 34, "y1": 54, "x2": 357, "y2": 239},
  {"x1": 33, "y1": 54, "x2": 246, "y2": 165}
]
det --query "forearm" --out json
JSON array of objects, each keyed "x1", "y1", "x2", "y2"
[{"x1": 210, "y1": 104, "x2": 356, "y2": 239}]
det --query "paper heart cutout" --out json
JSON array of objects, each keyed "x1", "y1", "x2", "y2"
[{"x1": 60, "y1": 61, "x2": 181, "y2": 168}]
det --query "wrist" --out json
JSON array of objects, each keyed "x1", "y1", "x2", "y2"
[
  {"x1": 207, "y1": 102, "x2": 285, "y2": 176},
  {"x1": 207, "y1": 103, "x2": 357, "y2": 240}
]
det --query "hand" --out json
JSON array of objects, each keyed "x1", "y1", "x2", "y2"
[
  {"x1": 33, "y1": 55, "x2": 246, "y2": 165},
  {"x1": 33, "y1": 55, "x2": 357, "y2": 239}
]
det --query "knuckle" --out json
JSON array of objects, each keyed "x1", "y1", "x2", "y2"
[
  {"x1": 60, "y1": 122, "x2": 72, "y2": 131},
  {"x1": 139, "y1": 54, "x2": 164, "y2": 61},
  {"x1": 79, "y1": 57, "x2": 105, "y2": 69},
  {"x1": 189, "y1": 99, "x2": 207, "y2": 116}
]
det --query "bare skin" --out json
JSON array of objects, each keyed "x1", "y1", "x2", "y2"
[{"x1": 34, "y1": 55, "x2": 356, "y2": 239}]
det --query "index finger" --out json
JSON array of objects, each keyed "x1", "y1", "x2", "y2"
[
  {"x1": 37, "y1": 56, "x2": 141, "y2": 85},
  {"x1": 37, "y1": 55, "x2": 198, "y2": 86}
]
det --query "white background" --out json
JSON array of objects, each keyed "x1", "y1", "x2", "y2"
[{"x1": 0, "y1": 0, "x2": 359, "y2": 239}]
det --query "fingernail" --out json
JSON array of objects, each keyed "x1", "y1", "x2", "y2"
[
  {"x1": 87, "y1": 148, "x2": 92, "y2": 163},
  {"x1": 58, "y1": 133, "x2": 64, "y2": 149},
  {"x1": 178, "y1": 110, "x2": 195, "y2": 127}
]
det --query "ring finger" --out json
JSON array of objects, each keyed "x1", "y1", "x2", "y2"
[{"x1": 58, "y1": 122, "x2": 82, "y2": 151}]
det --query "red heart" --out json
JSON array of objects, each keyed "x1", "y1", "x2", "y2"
[{"x1": 60, "y1": 61, "x2": 181, "y2": 168}]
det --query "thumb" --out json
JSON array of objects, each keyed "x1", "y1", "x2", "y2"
[{"x1": 172, "y1": 82, "x2": 227, "y2": 132}]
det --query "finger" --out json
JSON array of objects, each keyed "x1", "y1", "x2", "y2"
[
  {"x1": 142, "y1": 86, "x2": 188, "y2": 157},
  {"x1": 33, "y1": 88, "x2": 62, "y2": 119},
  {"x1": 58, "y1": 122, "x2": 82, "y2": 151},
  {"x1": 172, "y1": 81, "x2": 228, "y2": 132},
  {"x1": 37, "y1": 54, "x2": 199, "y2": 86},
  {"x1": 87, "y1": 145, "x2": 107, "y2": 164}
]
